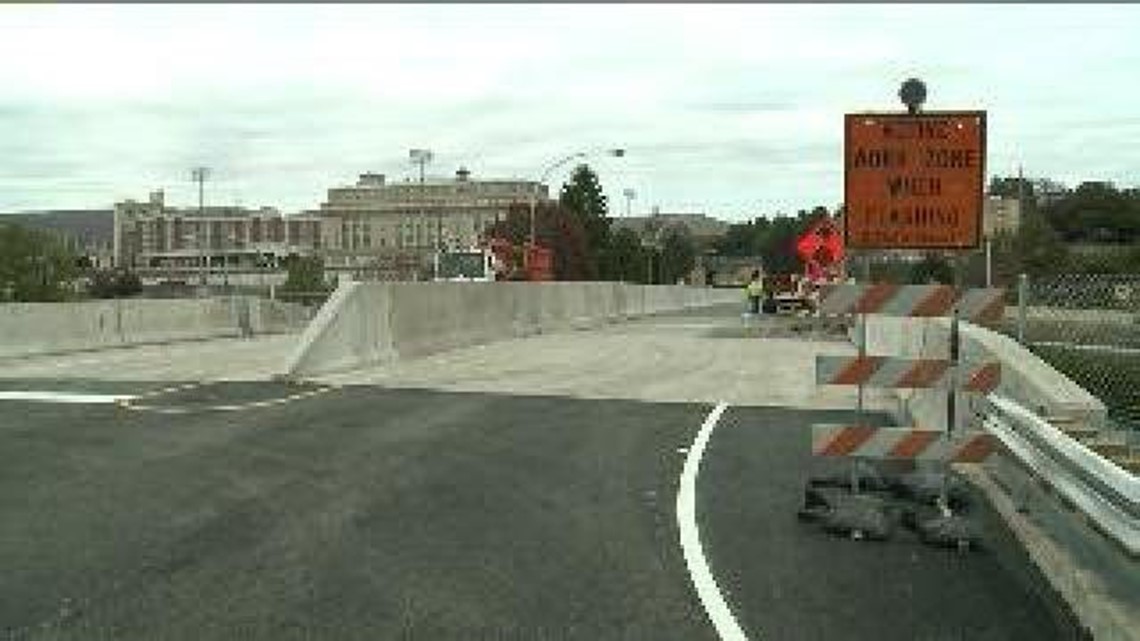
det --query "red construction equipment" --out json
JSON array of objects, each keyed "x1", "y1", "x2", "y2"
[
  {"x1": 484, "y1": 237, "x2": 554, "y2": 281},
  {"x1": 796, "y1": 217, "x2": 845, "y2": 285}
]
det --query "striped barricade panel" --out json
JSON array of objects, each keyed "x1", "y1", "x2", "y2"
[
  {"x1": 955, "y1": 287, "x2": 1007, "y2": 326},
  {"x1": 817, "y1": 284, "x2": 1005, "y2": 325},
  {"x1": 814, "y1": 355, "x2": 1001, "y2": 392},
  {"x1": 811, "y1": 425, "x2": 998, "y2": 463}
]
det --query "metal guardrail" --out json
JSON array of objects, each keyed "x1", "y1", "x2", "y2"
[{"x1": 983, "y1": 393, "x2": 1140, "y2": 557}]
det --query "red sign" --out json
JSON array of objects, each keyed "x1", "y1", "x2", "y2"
[
  {"x1": 844, "y1": 111, "x2": 986, "y2": 250},
  {"x1": 796, "y1": 218, "x2": 844, "y2": 266}
]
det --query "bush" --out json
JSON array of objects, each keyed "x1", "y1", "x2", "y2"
[{"x1": 88, "y1": 268, "x2": 142, "y2": 299}]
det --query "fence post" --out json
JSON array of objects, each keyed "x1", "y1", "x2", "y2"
[{"x1": 1017, "y1": 273, "x2": 1029, "y2": 344}]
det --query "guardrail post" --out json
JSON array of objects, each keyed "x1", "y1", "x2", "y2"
[{"x1": 1017, "y1": 273, "x2": 1028, "y2": 344}]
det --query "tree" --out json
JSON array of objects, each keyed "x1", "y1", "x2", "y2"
[
  {"x1": 990, "y1": 210, "x2": 1070, "y2": 284},
  {"x1": 87, "y1": 268, "x2": 142, "y2": 299},
  {"x1": 1042, "y1": 181, "x2": 1139, "y2": 244},
  {"x1": 280, "y1": 254, "x2": 329, "y2": 293},
  {"x1": 710, "y1": 206, "x2": 834, "y2": 276},
  {"x1": 0, "y1": 223, "x2": 78, "y2": 302},
  {"x1": 988, "y1": 175, "x2": 1036, "y2": 207},
  {"x1": 486, "y1": 202, "x2": 593, "y2": 280},
  {"x1": 713, "y1": 220, "x2": 763, "y2": 258},
  {"x1": 909, "y1": 253, "x2": 954, "y2": 285},
  {"x1": 658, "y1": 225, "x2": 697, "y2": 284},
  {"x1": 602, "y1": 227, "x2": 648, "y2": 283},
  {"x1": 756, "y1": 214, "x2": 803, "y2": 275},
  {"x1": 558, "y1": 164, "x2": 611, "y2": 279}
]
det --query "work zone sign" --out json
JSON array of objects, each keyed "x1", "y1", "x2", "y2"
[{"x1": 844, "y1": 111, "x2": 986, "y2": 250}]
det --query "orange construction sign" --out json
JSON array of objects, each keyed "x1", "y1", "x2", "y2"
[{"x1": 844, "y1": 111, "x2": 986, "y2": 250}]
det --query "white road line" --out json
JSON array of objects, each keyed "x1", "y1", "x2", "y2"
[
  {"x1": 677, "y1": 402, "x2": 749, "y2": 641},
  {"x1": 124, "y1": 385, "x2": 335, "y2": 414},
  {"x1": 135, "y1": 382, "x2": 204, "y2": 400},
  {"x1": 0, "y1": 391, "x2": 138, "y2": 404}
]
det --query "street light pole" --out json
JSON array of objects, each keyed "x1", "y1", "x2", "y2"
[
  {"x1": 409, "y1": 149, "x2": 434, "y2": 278},
  {"x1": 622, "y1": 188, "x2": 636, "y2": 218}
]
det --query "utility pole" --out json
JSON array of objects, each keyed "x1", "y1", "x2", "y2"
[
  {"x1": 191, "y1": 167, "x2": 210, "y2": 289},
  {"x1": 1017, "y1": 163, "x2": 1025, "y2": 209}
]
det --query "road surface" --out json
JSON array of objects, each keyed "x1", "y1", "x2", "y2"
[{"x1": 0, "y1": 308, "x2": 1078, "y2": 640}]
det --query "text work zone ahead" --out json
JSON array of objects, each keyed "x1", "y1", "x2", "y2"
[{"x1": 844, "y1": 112, "x2": 986, "y2": 250}]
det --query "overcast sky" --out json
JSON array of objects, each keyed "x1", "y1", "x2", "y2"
[{"x1": 2, "y1": 4, "x2": 1137, "y2": 221}]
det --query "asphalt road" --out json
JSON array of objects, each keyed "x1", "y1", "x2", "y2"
[
  {"x1": 701, "y1": 406, "x2": 1083, "y2": 641},
  {"x1": 0, "y1": 383, "x2": 1077, "y2": 640}
]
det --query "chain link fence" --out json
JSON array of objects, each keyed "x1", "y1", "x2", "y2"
[{"x1": 1006, "y1": 273, "x2": 1140, "y2": 435}]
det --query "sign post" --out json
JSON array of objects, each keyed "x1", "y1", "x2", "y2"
[{"x1": 802, "y1": 80, "x2": 997, "y2": 544}]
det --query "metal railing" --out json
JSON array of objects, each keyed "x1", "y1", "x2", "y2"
[{"x1": 984, "y1": 393, "x2": 1140, "y2": 557}]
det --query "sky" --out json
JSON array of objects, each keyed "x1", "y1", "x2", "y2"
[{"x1": 1, "y1": 3, "x2": 1138, "y2": 222}]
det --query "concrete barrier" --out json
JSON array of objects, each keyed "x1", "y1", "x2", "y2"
[
  {"x1": 859, "y1": 315, "x2": 1108, "y2": 432},
  {"x1": 0, "y1": 297, "x2": 312, "y2": 360},
  {"x1": 284, "y1": 282, "x2": 739, "y2": 378}
]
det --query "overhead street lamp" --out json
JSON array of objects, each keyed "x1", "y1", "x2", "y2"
[{"x1": 528, "y1": 148, "x2": 626, "y2": 247}]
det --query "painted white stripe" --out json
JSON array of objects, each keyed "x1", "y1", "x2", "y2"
[
  {"x1": 124, "y1": 385, "x2": 335, "y2": 414},
  {"x1": 676, "y1": 402, "x2": 749, "y2": 641},
  {"x1": 0, "y1": 391, "x2": 137, "y2": 404},
  {"x1": 135, "y1": 382, "x2": 204, "y2": 400}
]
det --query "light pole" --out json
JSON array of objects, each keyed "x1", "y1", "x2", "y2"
[
  {"x1": 409, "y1": 149, "x2": 434, "y2": 279},
  {"x1": 622, "y1": 188, "x2": 636, "y2": 218},
  {"x1": 191, "y1": 167, "x2": 210, "y2": 291},
  {"x1": 223, "y1": 227, "x2": 237, "y2": 291},
  {"x1": 643, "y1": 224, "x2": 662, "y2": 285},
  {"x1": 529, "y1": 148, "x2": 626, "y2": 247}
]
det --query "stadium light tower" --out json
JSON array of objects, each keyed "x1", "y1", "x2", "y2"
[{"x1": 191, "y1": 167, "x2": 210, "y2": 287}]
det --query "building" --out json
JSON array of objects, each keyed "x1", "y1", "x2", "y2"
[
  {"x1": 610, "y1": 209, "x2": 730, "y2": 247},
  {"x1": 313, "y1": 168, "x2": 548, "y2": 279},
  {"x1": 113, "y1": 190, "x2": 322, "y2": 287},
  {"x1": 983, "y1": 196, "x2": 1022, "y2": 238}
]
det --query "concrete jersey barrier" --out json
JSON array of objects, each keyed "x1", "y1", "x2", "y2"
[
  {"x1": 0, "y1": 297, "x2": 312, "y2": 360},
  {"x1": 283, "y1": 281, "x2": 739, "y2": 379}
]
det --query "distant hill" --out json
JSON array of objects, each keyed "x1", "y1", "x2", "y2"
[{"x1": 0, "y1": 209, "x2": 113, "y2": 247}]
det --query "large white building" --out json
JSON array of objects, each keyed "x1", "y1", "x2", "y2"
[
  {"x1": 113, "y1": 167, "x2": 554, "y2": 285},
  {"x1": 113, "y1": 190, "x2": 322, "y2": 287},
  {"x1": 313, "y1": 168, "x2": 549, "y2": 278}
]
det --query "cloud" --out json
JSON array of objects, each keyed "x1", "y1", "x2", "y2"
[{"x1": 1, "y1": 4, "x2": 1139, "y2": 219}]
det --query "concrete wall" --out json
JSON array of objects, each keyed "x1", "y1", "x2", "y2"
[
  {"x1": 860, "y1": 315, "x2": 1108, "y2": 431},
  {"x1": 284, "y1": 282, "x2": 740, "y2": 378},
  {"x1": 0, "y1": 297, "x2": 312, "y2": 360}
]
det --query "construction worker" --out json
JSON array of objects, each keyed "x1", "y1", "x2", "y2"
[{"x1": 745, "y1": 269, "x2": 764, "y2": 316}]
